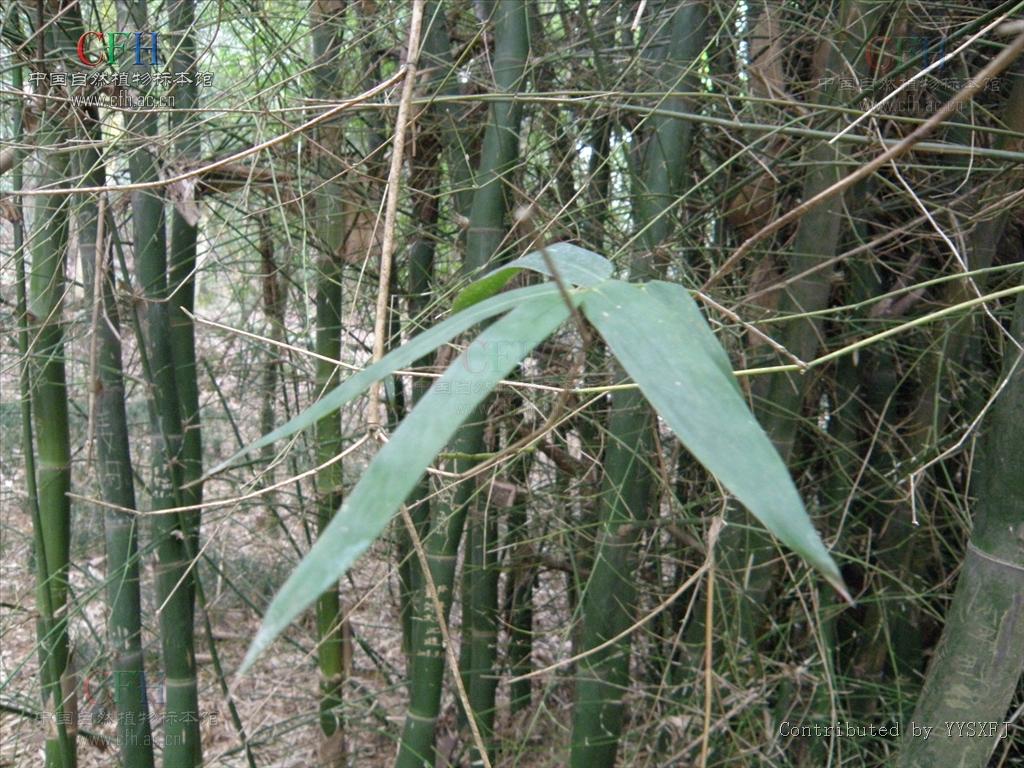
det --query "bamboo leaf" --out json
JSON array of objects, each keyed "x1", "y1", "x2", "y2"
[
  {"x1": 582, "y1": 279, "x2": 847, "y2": 596},
  {"x1": 646, "y1": 281, "x2": 738, "y2": 387},
  {"x1": 240, "y1": 290, "x2": 575, "y2": 671},
  {"x1": 208, "y1": 282, "x2": 562, "y2": 476},
  {"x1": 451, "y1": 268, "x2": 520, "y2": 313},
  {"x1": 451, "y1": 242, "x2": 613, "y2": 311},
  {"x1": 509, "y1": 243, "x2": 613, "y2": 286}
]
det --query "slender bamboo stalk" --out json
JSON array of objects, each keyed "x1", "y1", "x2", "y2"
[
  {"x1": 167, "y1": 0, "x2": 204, "y2": 603},
  {"x1": 17, "y1": 35, "x2": 77, "y2": 766},
  {"x1": 460, "y1": 4, "x2": 530, "y2": 762},
  {"x1": 787, "y1": 178, "x2": 879, "y2": 767},
  {"x1": 398, "y1": 0, "x2": 459, "y2": 663},
  {"x1": 896, "y1": 290, "x2": 1024, "y2": 768},
  {"x1": 313, "y1": 258, "x2": 347, "y2": 768},
  {"x1": 464, "y1": 483, "x2": 501, "y2": 761},
  {"x1": 311, "y1": 4, "x2": 349, "y2": 763},
  {"x1": 134, "y1": 167, "x2": 202, "y2": 768},
  {"x1": 396, "y1": 4, "x2": 530, "y2": 766},
  {"x1": 117, "y1": 2, "x2": 201, "y2": 764},
  {"x1": 569, "y1": 387, "x2": 654, "y2": 767},
  {"x1": 45, "y1": 4, "x2": 156, "y2": 762},
  {"x1": 76, "y1": 99, "x2": 157, "y2": 768},
  {"x1": 569, "y1": 4, "x2": 706, "y2": 765},
  {"x1": 569, "y1": 2, "x2": 618, "y2": 657}
]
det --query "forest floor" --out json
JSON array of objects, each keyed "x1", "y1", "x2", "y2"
[
  {"x1": 0, "y1": 494, "x2": 397, "y2": 766},
  {"x1": 0, "y1": 469, "x2": 579, "y2": 767}
]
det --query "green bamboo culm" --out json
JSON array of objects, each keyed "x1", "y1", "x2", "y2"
[
  {"x1": 167, "y1": 0, "x2": 204, "y2": 606},
  {"x1": 396, "y1": 3, "x2": 530, "y2": 766},
  {"x1": 16, "y1": 33, "x2": 77, "y2": 767},
  {"x1": 117, "y1": 1, "x2": 201, "y2": 763},
  {"x1": 42, "y1": 2, "x2": 159, "y2": 761},
  {"x1": 397, "y1": 0, "x2": 466, "y2": 666},
  {"x1": 132, "y1": 132, "x2": 202, "y2": 767},
  {"x1": 463, "y1": 489, "x2": 500, "y2": 763},
  {"x1": 151, "y1": 2, "x2": 257, "y2": 760},
  {"x1": 77, "y1": 102, "x2": 157, "y2": 768},
  {"x1": 566, "y1": 0, "x2": 617, "y2": 672},
  {"x1": 310, "y1": 4, "x2": 349, "y2": 764},
  {"x1": 896, "y1": 289, "x2": 1024, "y2": 768},
  {"x1": 569, "y1": 4, "x2": 706, "y2": 766},
  {"x1": 460, "y1": 5, "x2": 530, "y2": 763},
  {"x1": 568, "y1": 385, "x2": 654, "y2": 767}
]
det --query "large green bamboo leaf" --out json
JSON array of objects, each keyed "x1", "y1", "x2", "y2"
[
  {"x1": 508, "y1": 243, "x2": 613, "y2": 286},
  {"x1": 646, "y1": 280, "x2": 738, "y2": 387},
  {"x1": 240, "y1": 291, "x2": 576, "y2": 670},
  {"x1": 582, "y1": 279, "x2": 847, "y2": 597},
  {"x1": 208, "y1": 282, "x2": 562, "y2": 477},
  {"x1": 451, "y1": 242, "x2": 612, "y2": 312}
]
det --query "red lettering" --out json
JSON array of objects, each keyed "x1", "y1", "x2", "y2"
[{"x1": 76, "y1": 31, "x2": 104, "y2": 66}]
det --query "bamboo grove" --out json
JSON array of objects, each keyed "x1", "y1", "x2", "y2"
[{"x1": 1, "y1": 1, "x2": 1023, "y2": 767}]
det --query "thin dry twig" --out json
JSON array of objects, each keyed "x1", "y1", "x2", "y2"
[{"x1": 368, "y1": 0, "x2": 426, "y2": 431}]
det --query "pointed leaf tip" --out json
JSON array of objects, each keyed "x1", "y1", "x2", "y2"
[{"x1": 582, "y1": 279, "x2": 845, "y2": 588}]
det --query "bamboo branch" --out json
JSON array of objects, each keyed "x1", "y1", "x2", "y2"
[{"x1": 368, "y1": 0, "x2": 426, "y2": 430}]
